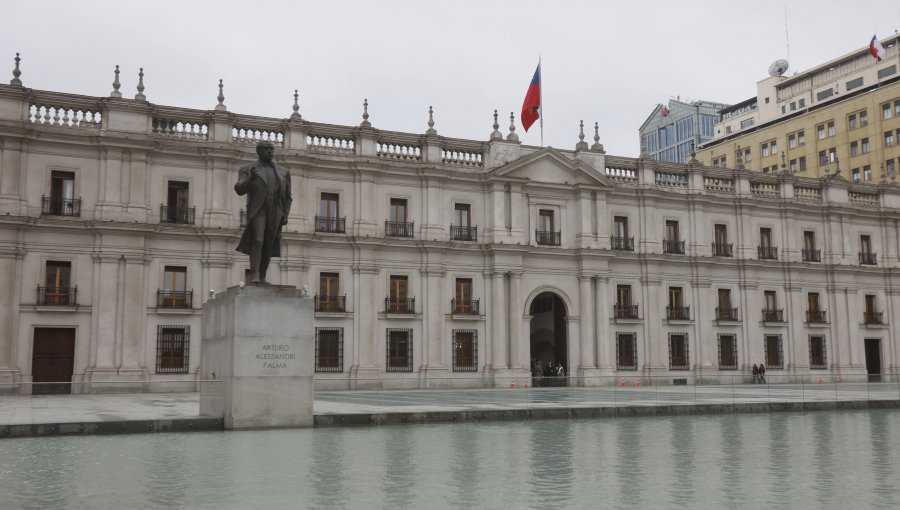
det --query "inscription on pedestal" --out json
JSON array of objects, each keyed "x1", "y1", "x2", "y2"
[
  {"x1": 235, "y1": 339, "x2": 307, "y2": 377},
  {"x1": 255, "y1": 344, "x2": 296, "y2": 369}
]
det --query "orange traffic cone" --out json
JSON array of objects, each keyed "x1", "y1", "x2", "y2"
[
  {"x1": 510, "y1": 379, "x2": 516, "y2": 389},
  {"x1": 635, "y1": 378, "x2": 641, "y2": 387},
  {"x1": 619, "y1": 378, "x2": 625, "y2": 387}
]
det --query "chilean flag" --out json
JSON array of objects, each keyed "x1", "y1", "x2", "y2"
[
  {"x1": 870, "y1": 35, "x2": 885, "y2": 61},
  {"x1": 521, "y1": 62, "x2": 541, "y2": 132}
]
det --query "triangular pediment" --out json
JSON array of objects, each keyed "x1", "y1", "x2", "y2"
[{"x1": 490, "y1": 147, "x2": 612, "y2": 187}]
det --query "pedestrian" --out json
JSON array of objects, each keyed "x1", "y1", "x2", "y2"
[
  {"x1": 758, "y1": 363, "x2": 766, "y2": 384},
  {"x1": 752, "y1": 364, "x2": 759, "y2": 384}
]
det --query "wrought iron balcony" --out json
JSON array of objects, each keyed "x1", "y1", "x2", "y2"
[
  {"x1": 716, "y1": 307, "x2": 738, "y2": 321},
  {"x1": 41, "y1": 196, "x2": 81, "y2": 217},
  {"x1": 859, "y1": 252, "x2": 877, "y2": 265},
  {"x1": 762, "y1": 308, "x2": 784, "y2": 322},
  {"x1": 802, "y1": 249, "x2": 821, "y2": 262},
  {"x1": 614, "y1": 304, "x2": 639, "y2": 319},
  {"x1": 611, "y1": 236, "x2": 635, "y2": 251},
  {"x1": 758, "y1": 246, "x2": 778, "y2": 260},
  {"x1": 385, "y1": 221, "x2": 414, "y2": 238},
  {"x1": 37, "y1": 286, "x2": 77, "y2": 306},
  {"x1": 315, "y1": 295, "x2": 346, "y2": 312},
  {"x1": 807, "y1": 310, "x2": 828, "y2": 323},
  {"x1": 157, "y1": 289, "x2": 193, "y2": 308},
  {"x1": 451, "y1": 298, "x2": 480, "y2": 315},
  {"x1": 316, "y1": 216, "x2": 346, "y2": 234},
  {"x1": 864, "y1": 311, "x2": 884, "y2": 324},
  {"x1": 666, "y1": 306, "x2": 691, "y2": 320},
  {"x1": 385, "y1": 297, "x2": 415, "y2": 314},
  {"x1": 160, "y1": 205, "x2": 195, "y2": 225},
  {"x1": 663, "y1": 239, "x2": 684, "y2": 254},
  {"x1": 712, "y1": 242, "x2": 733, "y2": 257},
  {"x1": 536, "y1": 230, "x2": 561, "y2": 246},
  {"x1": 450, "y1": 225, "x2": 477, "y2": 242}
]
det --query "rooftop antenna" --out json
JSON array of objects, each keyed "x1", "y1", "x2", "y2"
[{"x1": 784, "y1": 6, "x2": 791, "y2": 67}]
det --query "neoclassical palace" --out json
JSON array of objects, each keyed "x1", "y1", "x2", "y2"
[{"x1": 0, "y1": 65, "x2": 898, "y2": 391}]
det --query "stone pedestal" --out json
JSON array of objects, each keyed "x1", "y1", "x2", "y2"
[{"x1": 200, "y1": 285, "x2": 314, "y2": 429}]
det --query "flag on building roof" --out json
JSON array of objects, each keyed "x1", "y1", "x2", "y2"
[
  {"x1": 521, "y1": 62, "x2": 541, "y2": 132},
  {"x1": 870, "y1": 35, "x2": 885, "y2": 61},
  {"x1": 661, "y1": 105, "x2": 670, "y2": 117}
]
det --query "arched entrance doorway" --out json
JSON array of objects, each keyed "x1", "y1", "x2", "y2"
[{"x1": 529, "y1": 292, "x2": 568, "y2": 386}]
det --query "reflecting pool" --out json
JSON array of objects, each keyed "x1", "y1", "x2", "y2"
[{"x1": 1, "y1": 410, "x2": 898, "y2": 509}]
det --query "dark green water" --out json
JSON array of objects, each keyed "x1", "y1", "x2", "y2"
[{"x1": 1, "y1": 410, "x2": 898, "y2": 509}]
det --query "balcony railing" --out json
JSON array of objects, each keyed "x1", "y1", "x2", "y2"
[
  {"x1": 807, "y1": 310, "x2": 828, "y2": 323},
  {"x1": 160, "y1": 205, "x2": 195, "y2": 225},
  {"x1": 758, "y1": 246, "x2": 778, "y2": 260},
  {"x1": 762, "y1": 308, "x2": 784, "y2": 322},
  {"x1": 385, "y1": 221, "x2": 414, "y2": 238},
  {"x1": 666, "y1": 306, "x2": 691, "y2": 320},
  {"x1": 864, "y1": 311, "x2": 884, "y2": 324},
  {"x1": 157, "y1": 290, "x2": 193, "y2": 308},
  {"x1": 802, "y1": 249, "x2": 821, "y2": 262},
  {"x1": 316, "y1": 216, "x2": 346, "y2": 234},
  {"x1": 663, "y1": 239, "x2": 684, "y2": 254},
  {"x1": 614, "y1": 304, "x2": 639, "y2": 319},
  {"x1": 536, "y1": 230, "x2": 561, "y2": 246},
  {"x1": 41, "y1": 196, "x2": 81, "y2": 217},
  {"x1": 385, "y1": 297, "x2": 415, "y2": 314},
  {"x1": 315, "y1": 295, "x2": 346, "y2": 312},
  {"x1": 859, "y1": 252, "x2": 877, "y2": 265},
  {"x1": 716, "y1": 307, "x2": 738, "y2": 321},
  {"x1": 611, "y1": 236, "x2": 635, "y2": 251},
  {"x1": 712, "y1": 242, "x2": 733, "y2": 257},
  {"x1": 37, "y1": 286, "x2": 77, "y2": 306},
  {"x1": 450, "y1": 225, "x2": 477, "y2": 242},
  {"x1": 451, "y1": 298, "x2": 480, "y2": 315}
]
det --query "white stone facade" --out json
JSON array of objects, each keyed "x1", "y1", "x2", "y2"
[{"x1": 0, "y1": 78, "x2": 898, "y2": 391}]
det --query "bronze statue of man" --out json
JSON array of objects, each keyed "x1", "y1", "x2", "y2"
[{"x1": 235, "y1": 141, "x2": 292, "y2": 284}]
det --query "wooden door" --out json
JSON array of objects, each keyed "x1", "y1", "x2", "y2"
[{"x1": 32, "y1": 328, "x2": 75, "y2": 394}]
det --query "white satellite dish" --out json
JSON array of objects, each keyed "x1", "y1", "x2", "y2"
[{"x1": 768, "y1": 59, "x2": 789, "y2": 77}]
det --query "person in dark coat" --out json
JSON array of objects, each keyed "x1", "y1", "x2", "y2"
[
  {"x1": 752, "y1": 363, "x2": 759, "y2": 384},
  {"x1": 234, "y1": 141, "x2": 292, "y2": 284},
  {"x1": 758, "y1": 363, "x2": 766, "y2": 384}
]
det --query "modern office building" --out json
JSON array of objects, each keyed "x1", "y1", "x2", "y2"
[
  {"x1": 639, "y1": 99, "x2": 726, "y2": 163},
  {"x1": 0, "y1": 59, "x2": 897, "y2": 393},
  {"x1": 699, "y1": 34, "x2": 900, "y2": 182}
]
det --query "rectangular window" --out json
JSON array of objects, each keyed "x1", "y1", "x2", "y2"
[
  {"x1": 846, "y1": 77, "x2": 864, "y2": 91},
  {"x1": 799, "y1": 156, "x2": 807, "y2": 171},
  {"x1": 616, "y1": 285, "x2": 632, "y2": 306},
  {"x1": 761, "y1": 142, "x2": 770, "y2": 157},
  {"x1": 156, "y1": 325, "x2": 190, "y2": 374},
  {"x1": 452, "y1": 330, "x2": 477, "y2": 372},
  {"x1": 386, "y1": 328, "x2": 413, "y2": 372},
  {"x1": 454, "y1": 278, "x2": 475, "y2": 314},
  {"x1": 717, "y1": 288, "x2": 734, "y2": 320},
  {"x1": 799, "y1": 99, "x2": 806, "y2": 108},
  {"x1": 885, "y1": 131, "x2": 895, "y2": 147},
  {"x1": 807, "y1": 292, "x2": 825, "y2": 323},
  {"x1": 452, "y1": 203, "x2": 471, "y2": 228},
  {"x1": 42, "y1": 261, "x2": 73, "y2": 305},
  {"x1": 665, "y1": 220, "x2": 679, "y2": 241},
  {"x1": 615, "y1": 285, "x2": 637, "y2": 319},
  {"x1": 852, "y1": 168, "x2": 860, "y2": 182},
  {"x1": 389, "y1": 198, "x2": 407, "y2": 223},
  {"x1": 864, "y1": 295, "x2": 881, "y2": 324},
  {"x1": 161, "y1": 266, "x2": 189, "y2": 308},
  {"x1": 765, "y1": 335, "x2": 784, "y2": 369},
  {"x1": 788, "y1": 134, "x2": 796, "y2": 149},
  {"x1": 387, "y1": 198, "x2": 411, "y2": 237},
  {"x1": 877, "y1": 65, "x2": 897, "y2": 79},
  {"x1": 317, "y1": 192, "x2": 343, "y2": 233},
  {"x1": 863, "y1": 165, "x2": 872, "y2": 181},
  {"x1": 669, "y1": 333, "x2": 689, "y2": 370},
  {"x1": 47, "y1": 170, "x2": 78, "y2": 216},
  {"x1": 817, "y1": 124, "x2": 826, "y2": 140},
  {"x1": 797, "y1": 130, "x2": 805, "y2": 145},
  {"x1": 849, "y1": 114, "x2": 857, "y2": 130},
  {"x1": 667, "y1": 287, "x2": 687, "y2": 319},
  {"x1": 770, "y1": 140, "x2": 777, "y2": 154},
  {"x1": 165, "y1": 181, "x2": 192, "y2": 224},
  {"x1": 743, "y1": 148, "x2": 751, "y2": 162},
  {"x1": 388, "y1": 275, "x2": 410, "y2": 312},
  {"x1": 860, "y1": 110, "x2": 868, "y2": 126},
  {"x1": 862, "y1": 138, "x2": 870, "y2": 154},
  {"x1": 537, "y1": 209, "x2": 558, "y2": 245},
  {"x1": 714, "y1": 224, "x2": 727, "y2": 245},
  {"x1": 850, "y1": 141, "x2": 859, "y2": 156},
  {"x1": 764, "y1": 290, "x2": 777, "y2": 309},
  {"x1": 315, "y1": 327, "x2": 343, "y2": 372},
  {"x1": 809, "y1": 336, "x2": 827, "y2": 369},
  {"x1": 317, "y1": 272, "x2": 342, "y2": 312},
  {"x1": 789, "y1": 101, "x2": 796, "y2": 111},
  {"x1": 817, "y1": 89, "x2": 833, "y2": 102},
  {"x1": 829, "y1": 148, "x2": 837, "y2": 163},
  {"x1": 865, "y1": 294, "x2": 877, "y2": 314},
  {"x1": 740, "y1": 118, "x2": 754, "y2": 129},
  {"x1": 828, "y1": 121, "x2": 835, "y2": 137},
  {"x1": 718, "y1": 334, "x2": 738, "y2": 369},
  {"x1": 884, "y1": 103, "x2": 893, "y2": 120},
  {"x1": 614, "y1": 216, "x2": 628, "y2": 238},
  {"x1": 616, "y1": 332, "x2": 637, "y2": 370},
  {"x1": 887, "y1": 159, "x2": 896, "y2": 176},
  {"x1": 789, "y1": 159, "x2": 797, "y2": 173},
  {"x1": 819, "y1": 150, "x2": 827, "y2": 166}
]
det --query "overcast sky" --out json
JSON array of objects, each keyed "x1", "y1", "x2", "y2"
[{"x1": 2, "y1": 0, "x2": 898, "y2": 156}]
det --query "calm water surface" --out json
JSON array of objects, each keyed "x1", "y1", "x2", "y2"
[{"x1": 1, "y1": 410, "x2": 898, "y2": 509}]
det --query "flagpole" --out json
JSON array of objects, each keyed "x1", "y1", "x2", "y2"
[{"x1": 538, "y1": 54, "x2": 544, "y2": 147}]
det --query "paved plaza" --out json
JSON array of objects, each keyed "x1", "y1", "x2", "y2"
[{"x1": 1, "y1": 382, "x2": 898, "y2": 436}]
